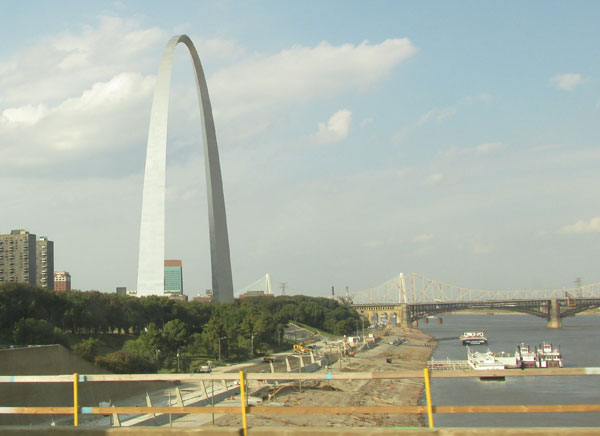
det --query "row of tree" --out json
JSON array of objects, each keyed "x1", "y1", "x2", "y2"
[{"x1": 0, "y1": 283, "x2": 362, "y2": 373}]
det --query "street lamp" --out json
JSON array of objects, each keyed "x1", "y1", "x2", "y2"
[
  {"x1": 218, "y1": 336, "x2": 226, "y2": 361},
  {"x1": 250, "y1": 332, "x2": 257, "y2": 356},
  {"x1": 361, "y1": 318, "x2": 365, "y2": 343},
  {"x1": 176, "y1": 349, "x2": 180, "y2": 373}
]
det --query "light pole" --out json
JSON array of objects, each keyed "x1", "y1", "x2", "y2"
[
  {"x1": 176, "y1": 349, "x2": 180, "y2": 373},
  {"x1": 218, "y1": 336, "x2": 226, "y2": 361},
  {"x1": 361, "y1": 318, "x2": 365, "y2": 343},
  {"x1": 250, "y1": 332, "x2": 257, "y2": 356}
]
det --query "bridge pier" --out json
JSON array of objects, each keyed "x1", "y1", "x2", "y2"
[
  {"x1": 400, "y1": 306, "x2": 410, "y2": 329},
  {"x1": 547, "y1": 299, "x2": 562, "y2": 329}
]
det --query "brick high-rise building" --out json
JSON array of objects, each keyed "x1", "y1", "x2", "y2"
[
  {"x1": 0, "y1": 229, "x2": 37, "y2": 285},
  {"x1": 54, "y1": 271, "x2": 71, "y2": 291},
  {"x1": 36, "y1": 236, "x2": 54, "y2": 290}
]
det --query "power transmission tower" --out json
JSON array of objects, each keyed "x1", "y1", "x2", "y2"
[{"x1": 280, "y1": 282, "x2": 287, "y2": 296}]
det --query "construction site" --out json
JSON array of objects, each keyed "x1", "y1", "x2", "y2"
[{"x1": 1, "y1": 325, "x2": 598, "y2": 435}]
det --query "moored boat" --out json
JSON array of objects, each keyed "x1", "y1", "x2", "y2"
[
  {"x1": 536, "y1": 342, "x2": 564, "y2": 368},
  {"x1": 467, "y1": 347, "x2": 517, "y2": 370},
  {"x1": 467, "y1": 347, "x2": 517, "y2": 380},
  {"x1": 515, "y1": 342, "x2": 565, "y2": 368},
  {"x1": 460, "y1": 331, "x2": 488, "y2": 345},
  {"x1": 516, "y1": 343, "x2": 537, "y2": 368}
]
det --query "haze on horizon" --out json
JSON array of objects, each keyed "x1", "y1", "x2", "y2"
[{"x1": 1, "y1": 2, "x2": 599, "y2": 298}]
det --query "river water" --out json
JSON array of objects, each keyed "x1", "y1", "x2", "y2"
[{"x1": 418, "y1": 313, "x2": 600, "y2": 427}]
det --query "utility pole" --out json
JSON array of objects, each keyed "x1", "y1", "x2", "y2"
[{"x1": 280, "y1": 282, "x2": 287, "y2": 296}]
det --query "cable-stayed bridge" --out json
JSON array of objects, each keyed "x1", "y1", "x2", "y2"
[{"x1": 235, "y1": 274, "x2": 273, "y2": 298}]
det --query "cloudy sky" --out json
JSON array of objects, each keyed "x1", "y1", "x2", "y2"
[{"x1": 1, "y1": 1, "x2": 599, "y2": 298}]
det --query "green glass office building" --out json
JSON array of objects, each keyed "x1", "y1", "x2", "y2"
[{"x1": 164, "y1": 260, "x2": 183, "y2": 295}]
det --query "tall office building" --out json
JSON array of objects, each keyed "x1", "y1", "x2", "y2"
[
  {"x1": 54, "y1": 271, "x2": 71, "y2": 291},
  {"x1": 36, "y1": 236, "x2": 54, "y2": 290},
  {"x1": 0, "y1": 229, "x2": 37, "y2": 285},
  {"x1": 164, "y1": 260, "x2": 183, "y2": 296}
]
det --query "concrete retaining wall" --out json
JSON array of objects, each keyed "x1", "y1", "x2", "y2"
[{"x1": 0, "y1": 345, "x2": 171, "y2": 426}]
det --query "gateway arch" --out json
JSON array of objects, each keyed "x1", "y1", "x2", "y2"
[{"x1": 137, "y1": 35, "x2": 233, "y2": 303}]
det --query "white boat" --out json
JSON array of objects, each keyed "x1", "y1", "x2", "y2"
[
  {"x1": 460, "y1": 331, "x2": 488, "y2": 345},
  {"x1": 467, "y1": 348, "x2": 517, "y2": 370},
  {"x1": 516, "y1": 343, "x2": 537, "y2": 368},
  {"x1": 536, "y1": 342, "x2": 564, "y2": 368}
]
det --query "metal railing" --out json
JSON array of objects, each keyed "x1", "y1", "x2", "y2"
[{"x1": 1, "y1": 368, "x2": 600, "y2": 433}]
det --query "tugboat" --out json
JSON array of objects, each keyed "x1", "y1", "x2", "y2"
[
  {"x1": 460, "y1": 331, "x2": 488, "y2": 345},
  {"x1": 536, "y1": 342, "x2": 564, "y2": 368},
  {"x1": 516, "y1": 343, "x2": 537, "y2": 368},
  {"x1": 515, "y1": 342, "x2": 565, "y2": 368}
]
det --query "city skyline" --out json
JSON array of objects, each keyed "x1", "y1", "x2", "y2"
[{"x1": 1, "y1": 2, "x2": 599, "y2": 296}]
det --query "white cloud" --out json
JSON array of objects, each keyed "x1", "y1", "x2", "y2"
[
  {"x1": 360, "y1": 117, "x2": 374, "y2": 127},
  {"x1": 476, "y1": 142, "x2": 505, "y2": 154},
  {"x1": 0, "y1": 72, "x2": 154, "y2": 167},
  {"x1": 423, "y1": 173, "x2": 444, "y2": 186},
  {"x1": 1, "y1": 104, "x2": 48, "y2": 125},
  {"x1": 0, "y1": 16, "x2": 166, "y2": 106},
  {"x1": 413, "y1": 233, "x2": 434, "y2": 243},
  {"x1": 563, "y1": 216, "x2": 600, "y2": 233},
  {"x1": 417, "y1": 107, "x2": 456, "y2": 125},
  {"x1": 312, "y1": 109, "x2": 352, "y2": 144},
  {"x1": 190, "y1": 37, "x2": 245, "y2": 60},
  {"x1": 210, "y1": 38, "x2": 417, "y2": 123},
  {"x1": 551, "y1": 73, "x2": 584, "y2": 91},
  {"x1": 471, "y1": 242, "x2": 492, "y2": 254},
  {"x1": 365, "y1": 240, "x2": 385, "y2": 248},
  {"x1": 461, "y1": 92, "x2": 493, "y2": 104}
]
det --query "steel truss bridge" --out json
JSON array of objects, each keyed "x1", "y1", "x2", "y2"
[
  {"x1": 351, "y1": 273, "x2": 600, "y2": 304},
  {"x1": 351, "y1": 273, "x2": 600, "y2": 328}
]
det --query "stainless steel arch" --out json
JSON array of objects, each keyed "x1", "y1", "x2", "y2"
[{"x1": 137, "y1": 35, "x2": 233, "y2": 302}]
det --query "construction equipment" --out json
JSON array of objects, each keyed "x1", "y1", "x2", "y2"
[
  {"x1": 293, "y1": 344, "x2": 309, "y2": 354},
  {"x1": 293, "y1": 330, "x2": 320, "y2": 354}
]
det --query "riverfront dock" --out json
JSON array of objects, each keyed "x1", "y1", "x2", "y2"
[{"x1": 427, "y1": 359, "x2": 470, "y2": 371}]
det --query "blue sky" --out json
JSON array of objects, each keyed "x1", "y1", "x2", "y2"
[{"x1": 1, "y1": 2, "x2": 599, "y2": 298}]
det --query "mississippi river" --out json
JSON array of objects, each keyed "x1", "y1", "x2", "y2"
[{"x1": 419, "y1": 313, "x2": 600, "y2": 427}]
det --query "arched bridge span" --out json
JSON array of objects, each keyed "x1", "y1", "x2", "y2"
[{"x1": 353, "y1": 298, "x2": 600, "y2": 329}]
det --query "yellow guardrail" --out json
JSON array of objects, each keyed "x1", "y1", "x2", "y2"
[{"x1": 1, "y1": 367, "x2": 599, "y2": 432}]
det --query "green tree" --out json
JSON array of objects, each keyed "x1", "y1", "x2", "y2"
[
  {"x1": 95, "y1": 350, "x2": 155, "y2": 373},
  {"x1": 72, "y1": 337, "x2": 103, "y2": 362},
  {"x1": 13, "y1": 318, "x2": 65, "y2": 345}
]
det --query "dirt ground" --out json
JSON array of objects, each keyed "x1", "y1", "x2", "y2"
[{"x1": 213, "y1": 326, "x2": 437, "y2": 428}]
